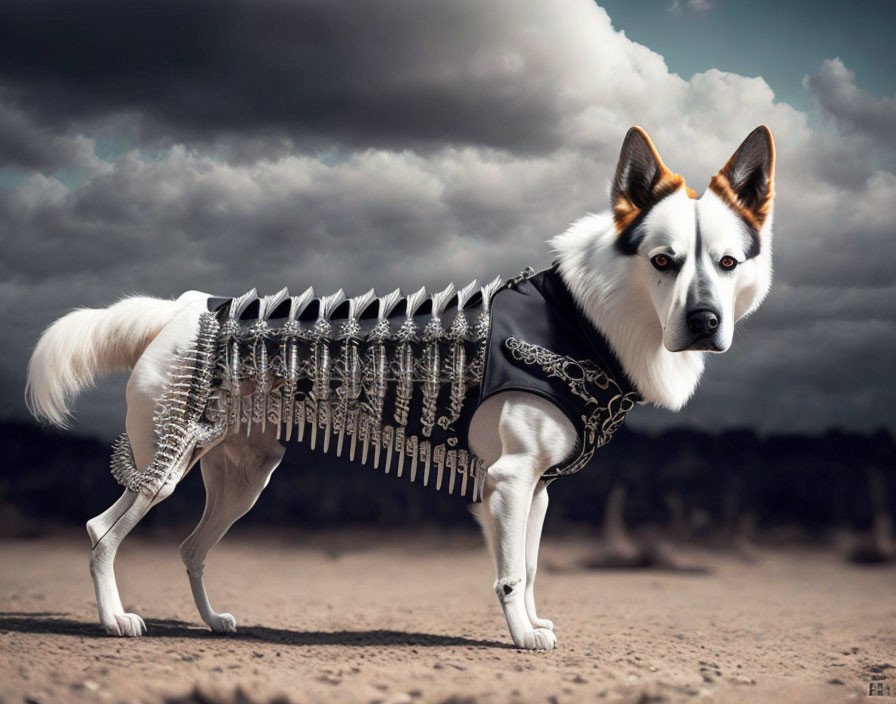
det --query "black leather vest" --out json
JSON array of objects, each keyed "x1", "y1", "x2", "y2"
[{"x1": 480, "y1": 267, "x2": 641, "y2": 482}]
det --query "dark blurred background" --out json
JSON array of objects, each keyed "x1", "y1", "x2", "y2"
[{"x1": 3, "y1": 420, "x2": 893, "y2": 564}]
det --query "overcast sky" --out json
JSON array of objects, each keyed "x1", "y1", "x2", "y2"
[{"x1": 2, "y1": 0, "x2": 894, "y2": 439}]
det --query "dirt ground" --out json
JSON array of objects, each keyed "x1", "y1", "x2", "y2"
[{"x1": 0, "y1": 529, "x2": 893, "y2": 704}]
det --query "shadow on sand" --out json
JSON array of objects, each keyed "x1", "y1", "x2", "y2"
[{"x1": 0, "y1": 611, "x2": 509, "y2": 648}]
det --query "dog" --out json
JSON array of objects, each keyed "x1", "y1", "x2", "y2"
[{"x1": 25, "y1": 125, "x2": 775, "y2": 650}]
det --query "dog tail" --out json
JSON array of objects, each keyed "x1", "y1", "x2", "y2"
[{"x1": 26, "y1": 296, "x2": 184, "y2": 428}]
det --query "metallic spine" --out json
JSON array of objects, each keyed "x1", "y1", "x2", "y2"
[
  {"x1": 336, "y1": 289, "x2": 376, "y2": 458},
  {"x1": 309, "y1": 290, "x2": 346, "y2": 452},
  {"x1": 362, "y1": 289, "x2": 401, "y2": 466},
  {"x1": 420, "y1": 283, "x2": 455, "y2": 440},
  {"x1": 438, "y1": 279, "x2": 477, "y2": 432},
  {"x1": 280, "y1": 287, "x2": 315, "y2": 442}
]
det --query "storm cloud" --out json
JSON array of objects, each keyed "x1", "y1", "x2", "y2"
[{"x1": 1, "y1": 0, "x2": 893, "y2": 437}]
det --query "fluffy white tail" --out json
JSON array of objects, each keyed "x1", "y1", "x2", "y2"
[{"x1": 26, "y1": 296, "x2": 184, "y2": 428}]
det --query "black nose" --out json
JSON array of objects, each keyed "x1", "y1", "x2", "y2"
[{"x1": 687, "y1": 309, "x2": 720, "y2": 336}]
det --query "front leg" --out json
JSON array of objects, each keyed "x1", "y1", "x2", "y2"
[
  {"x1": 525, "y1": 480, "x2": 553, "y2": 631},
  {"x1": 482, "y1": 456, "x2": 557, "y2": 651}
]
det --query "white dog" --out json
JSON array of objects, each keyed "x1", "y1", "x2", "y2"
[{"x1": 26, "y1": 126, "x2": 775, "y2": 650}]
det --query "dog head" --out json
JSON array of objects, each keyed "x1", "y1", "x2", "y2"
[{"x1": 611, "y1": 126, "x2": 775, "y2": 353}]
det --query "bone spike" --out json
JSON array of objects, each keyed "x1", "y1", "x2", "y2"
[
  {"x1": 322, "y1": 416, "x2": 332, "y2": 453},
  {"x1": 349, "y1": 411, "x2": 359, "y2": 461},
  {"x1": 455, "y1": 279, "x2": 479, "y2": 311},
  {"x1": 284, "y1": 411, "x2": 293, "y2": 441},
  {"x1": 289, "y1": 286, "x2": 316, "y2": 320},
  {"x1": 481, "y1": 275, "x2": 505, "y2": 310},
  {"x1": 396, "y1": 432, "x2": 406, "y2": 478},
  {"x1": 319, "y1": 289, "x2": 347, "y2": 319},
  {"x1": 297, "y1": 401, "x2": 306, "y2": 442},
  {"x1": 448, "y1": 451, "x2": 457, "y2": 495},
  {"x1": 404, "y1": 286, "x2": 428, "y2": 318},
  {"x1": 378, "y1": 288, "x2": 403, "y2": 320},
  {"x1": 409, "y1": 439, "x2": 419, "y2": 482},
  {"x1": 373, "y1": 433, "x2": 382, "y2": 469},
  {"x1": 436, "y1": 450, "x2": 445, "y2": 491},
  {"x1": 349, "y1": 288, "x2": 377, "y2": 319},
  {"x1": 360, "y1": 420, "x2": 371, "y2": 465},
  {"x1": 384, "y1": 428, "x2": 394, "y2": 474},
  {"x1": 309, "y1": 415, "x2": 317, "y2": 449},
  {"x1": 422, "y1": 442, "x2": 432, "y2": 486},
  {"x1": 260, "y1": 287, "x2": 290, "y2": 319},
  {"x1": 336, "y1": 428, "x2": 345, "y2": 457},
  {"x1": 431, "y1": 282, "x2": 456, "y2": 317},
  {"x1": 229, "y1": 288, "x2": 258, "y2": 320}
]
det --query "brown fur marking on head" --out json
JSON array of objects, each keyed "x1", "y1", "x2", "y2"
[
  {"x1": 709, "y1": 125, "x2": 776, "y2": 231},
  {"x1": 612, "y1": 127, "x2": 692, "y2": 233}
]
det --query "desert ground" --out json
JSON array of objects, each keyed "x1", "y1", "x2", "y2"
[{"x1": 0, "y1": 529, "x2": 893, "y2": 704}]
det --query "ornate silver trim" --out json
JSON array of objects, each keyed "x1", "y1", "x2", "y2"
[{"x1": 504, "y1": 336, "x2": 639, "y2": 478}]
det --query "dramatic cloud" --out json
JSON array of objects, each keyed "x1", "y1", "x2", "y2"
[
  {"x1": 1, "y1": 0, "x2": 892, "y2": 437},
  {"x1": 806, "y1": 58, "x2": 896, "y2": 146}
]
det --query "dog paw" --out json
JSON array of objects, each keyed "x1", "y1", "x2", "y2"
[
  {"x1": 517, "y1": 627, "x2": 557, "y2": 651},
  {"x1": 105, "y1": 612, "x2": 146, "y2": 637},
  {"x1": 531, "y1": 617, "x2": 554, "y2": 631},
  {"x1": 208, "y1": 612, "x2": 237, "y2": 633}
]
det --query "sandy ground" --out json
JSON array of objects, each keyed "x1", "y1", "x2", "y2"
[{"x1": 0, "y1": 530, "x2": 894, "y2": 704}]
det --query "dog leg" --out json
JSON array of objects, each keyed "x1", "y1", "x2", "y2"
[
  {"x1": 179, "y1": 428, "x2": 284, "y2": 633},
  {"x1": 87, "y1": 468, "x2": 184, "y2": 637},
  {"x1": 524, "y1": 481, "x2": 553, "y2": 631},
  {"x1": 482, "y1": 457, "x2": 557, "y2": 651}
]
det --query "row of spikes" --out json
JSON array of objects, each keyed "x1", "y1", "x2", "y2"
[
  {"x1": 245, "y1": 390, "x2": 486, "y2": 501},
  {"x1": 218, "y1": 277, "x2": 506, "y2": 442}
]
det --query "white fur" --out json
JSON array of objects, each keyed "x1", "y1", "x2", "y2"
[
  {"x1": 24, "y1": 132, "x2": 774, "y2": 651},
  {"x1": 552, "y1": 207, "x2": 706, "y2": 411},
  {"x1": 26, "y1": 292, "x2": 207, "y2": 428}
]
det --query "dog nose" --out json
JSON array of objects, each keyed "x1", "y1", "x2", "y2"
[{"x1": 687, "y1": 309, "x2": 720, "y2": 336}]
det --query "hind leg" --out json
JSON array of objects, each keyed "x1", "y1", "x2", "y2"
[
  {"x1": 179, "y1": 427, "x2": 284, "y2": 633},
  {"x1": 87, "y1": 301, "x2": 208, "y2": 636},
  {"x1": 87, "y1": 478, "x2": 182, "y2": 636}
]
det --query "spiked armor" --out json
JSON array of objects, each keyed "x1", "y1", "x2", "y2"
[{"x1": 110, "y1": 267, "x2": 641, "y2": 501}]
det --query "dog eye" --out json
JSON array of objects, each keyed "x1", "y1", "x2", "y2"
[
  {"x1": 719, "y1": 256, "x2": 738, "y2": 271},
  {"x1": 651, "y1": 254, "x2": 673, "y2": 271}
]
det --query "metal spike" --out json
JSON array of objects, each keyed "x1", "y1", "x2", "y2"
[
  {"x1": 360, "y1": 419, "x2": 370, "y2": 465},
  {"x1": 422, "y1": 441, "x2": 432, "y2": 486},
  {"x1": 260, "y1": 287, "x2": 290, "y2": 319},
  {"x1": 435, "y1": 445, "x2": 445, "y2": 490},
  {"x1": 409, "y1": 436, "x2": 419, "y2": 482},
  {"x1": 458, "y1": 451, "x2": 469, "y2": 497},
  {"x1": 297, "y1": 401, "x2": 306, "y2": 442},
  {"x1": 395, "y1": 429, "x2": 406, "y2": 478},
  {"x1": 448, "y1": 451, "x2": 457, "y2": 495},
  {"x1": 460, "y1": 456, "x2": 470, "y2": 497},
  {"x1": 349, "y1": 410, "x2": 360, "y2": 461},
  {"x1": 322, "y1": 413, "x2": 332, "y2": 453},
  {"x1": 373, "y1": 429, "x2": 382, "y2": 469},
  {"x1": 336, "y1": 426, "x2": 345, "y2": 457},
  {"x1": 284, "y1": 410, "x2": 293, "y2": 441},
  {"x1": 383, "y1": 427, "x2": 394, "y2": 474}
]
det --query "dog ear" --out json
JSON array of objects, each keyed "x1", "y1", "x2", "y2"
[
  {"x1": 709, "y1": 125, "x2": 776, "y2": 231},
  {"x1": 611, "y1": 127, "x2": 688, "y2": 233}
]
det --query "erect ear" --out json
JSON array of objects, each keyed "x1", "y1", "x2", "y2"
[
  {"x1": 709, "y1": 125, "x2": 776, "y2": 232},
  {"x1": 611, "y1": 126, "x2": 690, "y2": 233}
]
